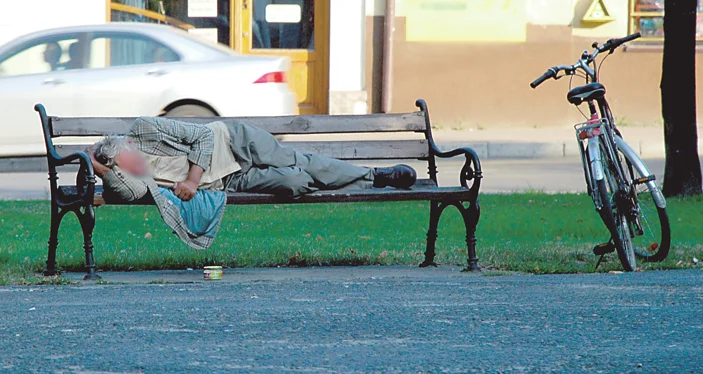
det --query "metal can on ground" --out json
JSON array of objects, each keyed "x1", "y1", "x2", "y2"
[{"x1": 203, "y1": 266, "x2": 223, "y2": 280}]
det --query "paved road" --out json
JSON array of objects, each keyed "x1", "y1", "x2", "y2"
[
  {"x1": 1, "y1": 267, "x2": 701, "y2": 373},
  {"x1": 0, "y1": 157, "x2": 672, "y2": 199}
]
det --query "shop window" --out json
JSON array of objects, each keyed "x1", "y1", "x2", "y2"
[
  {"x1": 252, "y1": 0, "x2": 315, "y2": 50},
  {"x1": 630, "y1": 0, "x2": 703, "y2": 41},
  {"x1": 110, "y1": 0, "x2": 231, "y2": 47}
]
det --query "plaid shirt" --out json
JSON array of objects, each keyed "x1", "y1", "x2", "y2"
[
  {"x1": 129, "y1": 116, "x2": 214, "y2": 170},
  {"x1": 101, "y1": 117, "x2": 225, "y2": 250}
]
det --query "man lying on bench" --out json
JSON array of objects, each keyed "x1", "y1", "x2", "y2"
[{"x1": 88, "y1": 117, "x2": 417, "y2": 249}]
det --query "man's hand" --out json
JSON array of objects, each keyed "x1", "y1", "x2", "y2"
[
  {"x1": 173, "y1": 179, "x2": 198, "y2": 201},
  {"x1": 86, "y1": 145, "x2": 110, "y2": 177},
  {"x1": 173, "y1": 164, "x2": 205, "y2": 201}
]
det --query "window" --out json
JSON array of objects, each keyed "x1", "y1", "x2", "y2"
[
  {"x1": 252, "y1": 0, "x2": 315, "y2": 50},
  {"x1": 88, "y1": 34, "x2": 179, "y2": 69},
  {"x1": 0, "y1": 35, "x2": 81, "y2": 77},
  {"x1": 630, "y1": 0, "x2": 703, "y2": 41}
]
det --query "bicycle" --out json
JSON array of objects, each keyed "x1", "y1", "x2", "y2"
[{"x1": 530, "y1": 32, "x2": 670, "y2": 271}]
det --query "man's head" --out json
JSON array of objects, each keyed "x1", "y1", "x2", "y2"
[
  {"x1": 43, "y1": 42, "x2": 61, "y2": 67},
  {"x1": 93, "y1": 137, "x2": 148, "y2": 176}
]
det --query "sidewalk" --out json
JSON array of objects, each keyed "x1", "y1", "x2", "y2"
[
  {"x1": 432, "y1": 125, "x2": 696, "y2": 159},
  {"x1": 0, "y1": 125, "x2": 689, "y2": 176},
  {"x1": 287, "y1": 125, "x2": 692, "y2": 159}
]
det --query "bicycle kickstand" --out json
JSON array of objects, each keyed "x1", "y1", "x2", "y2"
[
  {"x1": 593, "y1": 239, "x2": 616, "y2": 270},
  {"x1": 595, "y1": 254, "x2": 605, "y2": 270}
]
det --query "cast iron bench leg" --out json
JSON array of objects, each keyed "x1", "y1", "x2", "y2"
[
  {"x1": 44, "y1": 204, "x2": 100, "y2": 280},
  {"x1": 43, "y1": 203, "x2": 62, "y2": 276},
  {"x1": 420, "y1": 201, "x2": 441, "y2": 267},
  {"x1": 420, "y1": 199, "x2": 480, "y2": 270},
  {"x1": 458, "y1": 200, "x2": 481, "y2": 272},
  {"x1": 77, "y1": 205, "x2": 100, "y2": 280}
]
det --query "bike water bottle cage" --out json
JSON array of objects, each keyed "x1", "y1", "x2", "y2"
[{"x1": 567, "y1": 83, "x2": 606, "y2": 105}]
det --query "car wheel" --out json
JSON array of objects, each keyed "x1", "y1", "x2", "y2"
[{"x1": 164, "y1": 104, "x2": 216, "y2": 117}]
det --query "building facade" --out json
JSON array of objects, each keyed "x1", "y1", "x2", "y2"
[
  {"x1": 367, "y1": 0, "x2": 703, "y2": 127},
  {"x1": 0, "y1": 0, "x2": 700, "y2": 126}
]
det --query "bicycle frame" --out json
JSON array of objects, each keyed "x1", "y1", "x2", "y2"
[{"x1": 575, "y1": 99, "x2": 666, "y2": 225}]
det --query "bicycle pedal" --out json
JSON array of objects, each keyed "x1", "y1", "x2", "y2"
[
  {"x1": 593, "y1": 242, "x2": 616, "y2": 256},
  {"x1": 633, "y1": 175, "x2": 656, "y2": 185}
]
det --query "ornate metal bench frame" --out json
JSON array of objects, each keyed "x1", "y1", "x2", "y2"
[{"x1": 35, "y1": 99, "x2": 482, "y2": 280}]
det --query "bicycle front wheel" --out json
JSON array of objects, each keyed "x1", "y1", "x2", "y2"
[
  {"x1": 630, "y1": 197, "x2": 670, "y2": 262},
  {"x1": 615, "y1": 139, "x2": 671, "y2": 262}
]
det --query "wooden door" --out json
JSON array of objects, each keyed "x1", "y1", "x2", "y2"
[{"x1": 235, "y1": 0, "x2": 329, "y2": 114}]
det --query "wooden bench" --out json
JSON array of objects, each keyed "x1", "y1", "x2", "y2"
[{"x1": 35, "y1": 100, "x2": 483, "y2": 280}]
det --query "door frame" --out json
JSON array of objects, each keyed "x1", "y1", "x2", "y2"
[{"x1": 231, "y1": 0, "x2": 329, "y2": 114}]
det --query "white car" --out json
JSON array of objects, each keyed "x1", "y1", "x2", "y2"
[{"x1": 0, "y1": 23, "x2": 297, "y2": 157}]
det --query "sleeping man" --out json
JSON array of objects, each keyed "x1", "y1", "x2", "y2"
[{"x1": 88, "y1": 117, "x2": 416, "y2": 249}]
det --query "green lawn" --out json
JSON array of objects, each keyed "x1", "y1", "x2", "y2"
[{"x1": 1, "y1": 193, "x2": 702, "y2": 284}]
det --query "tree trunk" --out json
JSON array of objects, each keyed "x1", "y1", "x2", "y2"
[{"x1": 661, "y1": 0, "x2": 702, "y2": 196}]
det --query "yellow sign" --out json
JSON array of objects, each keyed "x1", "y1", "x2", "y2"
[
  {"x1": 582, "y1": 0, "x2": 614, "y2": 24},
  {"x1": 405, "y1": 0, "x2": 527, "y2": 42}
]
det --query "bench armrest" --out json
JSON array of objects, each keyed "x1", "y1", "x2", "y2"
[
  {"x1": 53, "y1": 149, "x2": 93, "y2": 171},
  {"x1": 56, "y1": 151, "x2": 97, "y2": 207},
  {"x1": 433, "y1": 145, "x2": 483, "y2": 196},
  {"x1": 415, "y1": 99, "x2": 483, "y2": 199},
  {"x1": 35, "y1": 104, "x2": 96, "y2": 206}
]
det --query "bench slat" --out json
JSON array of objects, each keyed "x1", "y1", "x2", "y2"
[
  {"x1": 55, "y1": 139, "x2": 429, "y2": 160},
  {"x1": 219, "y1": 186, "x2": 472, "y2": 205},
  {"x1": 50, "y1": 112, "x2": 427, "y2": 137},
  {"x1": 58, "y1": 181, "x2": 469, "y2": 206}
]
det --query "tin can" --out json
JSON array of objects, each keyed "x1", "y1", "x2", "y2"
[{"x1": 203, "y1": 266, "x2": 223, "y2": 280}]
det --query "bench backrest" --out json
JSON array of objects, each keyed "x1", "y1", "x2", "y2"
[{"x1": 47, "y1": 111, "x2": 432, "y2": 161}]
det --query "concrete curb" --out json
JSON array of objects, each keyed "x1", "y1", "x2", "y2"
[
  {"x1": 436, "y1": 140, "x2": 668, "y2": 159},
  {"x1": 61, "y1": 266, "x2": 476, "y2": 284}
]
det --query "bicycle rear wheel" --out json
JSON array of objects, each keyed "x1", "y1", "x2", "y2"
[
  {"x1": 592, "y1": 140, "x2": 636, "y2": 271},
  {"x1": 595, "y1": 177, "x2": 636, "y2": 271}
]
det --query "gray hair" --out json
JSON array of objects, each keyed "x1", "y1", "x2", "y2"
[{"x1": 94, "y1": 136, "x2": 135, "y2": 167}]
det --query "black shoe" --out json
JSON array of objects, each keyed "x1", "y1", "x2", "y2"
[{"x1": 373, "y1": 164, "x2": 417, "y2": 189}]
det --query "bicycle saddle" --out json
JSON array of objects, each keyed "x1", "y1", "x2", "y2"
[{"x1": 567, "y1": 83, "x2": 606, "y2": 105}]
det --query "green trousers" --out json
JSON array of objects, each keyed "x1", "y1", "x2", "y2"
[{"x1": 224, "y1": 122, "x2": 374, "y2": 197}]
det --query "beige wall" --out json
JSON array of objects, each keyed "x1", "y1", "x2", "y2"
[
  {"x1": 0, "y1": 0, "x2": 107, "y2": 46},
  {"x1": 365, "y1": 0, "x2": 703, "y2": 128}
]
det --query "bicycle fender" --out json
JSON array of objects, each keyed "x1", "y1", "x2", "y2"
[
  {"x1": 588, "y1": 137, "x2": 604, "y2": 181},
  {"x1": 614, "y1": 136, "x2": 667, "y2": 209}
]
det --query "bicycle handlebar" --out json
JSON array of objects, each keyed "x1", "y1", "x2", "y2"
[
  {"x1": 529, "y1": 69, "x2": 555, "y2": 89},
  {"x1": 529, "y1": 32, "x2": 641, "y2": 89},
  {"x1": 600, "y1": 32, "x2": 641, "y2": 53},
  {"x1": 529, "y1": 65, "x2": 575, "y2": 88}
]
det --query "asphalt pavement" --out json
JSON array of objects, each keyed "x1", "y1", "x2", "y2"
[{"x1": 0, "y1": 267, "x2": 701, "y2": 373}]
